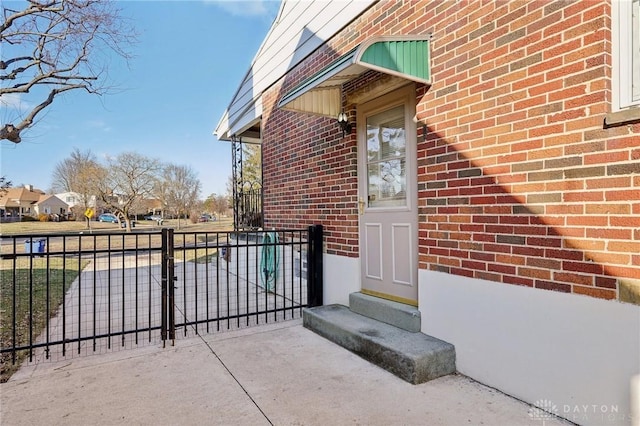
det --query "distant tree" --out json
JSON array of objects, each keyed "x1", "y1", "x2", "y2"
[
  {"x1": 203, "y1": 193, "x2": 229, "y2": 219},
  {"x1": 228, "y1": 144, "x2": 261, "y2": 203},
  {"x1": 225, "y1": 175, "x2": 234, "y2": 198},
  {"x1": 152, "y1": 178, "x2": 170, "y2": 218},
  {"x1": 0, "y1": 176, "x2": 11, "y2": 195},
  {"x1": 51, "y1": 148, "x2": 89, "y2": 193},
  {"x1": 94, "y1": 152, "x2": 160, "y2": 232},
  {"x1": 159, "y1": 163, "x2": 201, "y2": 229},
  {"x1": 229, "y1": 143, "x2": 261, "y2": 226},
  {"x1": 213, "y1": 194, "x2": 228, "y2": 218},
  {"x1": 1, "y1": 1, "x2": 135, "y2": 143},
  {"x1": 241, "y1": 143, "x2": 262, "y2": 185},
  {"x1": 51, "y1": 148, "x2": 99, "y2": 220},
  {"x1": 188, "y1": 199, "x2": 204, "y2": 224},
  {"x1": 203, "y1": 193, "x2": 215, "y2": 215}
]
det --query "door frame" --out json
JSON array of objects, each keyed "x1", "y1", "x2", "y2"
[{"x1": 356, "y1": 83, "x2": 418, "y2": 305}]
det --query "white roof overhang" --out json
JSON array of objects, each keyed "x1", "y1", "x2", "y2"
[{"x1": 213, "y1": 1, "x2": 379, "y2": 143}]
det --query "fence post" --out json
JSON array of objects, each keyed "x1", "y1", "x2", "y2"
[
  {"x1": 167, "y1": 228, "x2": 175, "y2": 343},
  {"x1": 161, "y1": 228, "x2": 176, "y2": 345},
  {"x1": 307, "y1": 224, "x2": 323, "y2": 307},
  {"x1": 161, "y1": 229, "x2": 168, "y2": 345}
]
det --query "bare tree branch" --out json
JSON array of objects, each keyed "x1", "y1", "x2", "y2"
[
  {"x1": 0, "y1": 176, "x2": 12, "y2": 196},
  {"x1": 158, "y1": 164, "x2": 202, "y2": 229},
  {"x1": 0, "y1": 2, "x2": 62, "y2": 34},
  {"x1": 0, "y1": 55, "x2": 35, "y2": 71},
  {"x1": 0, "y1": 84, "x2": 85, "y2": 142},
  {"x1": 95, "y1": 152, "x2": 161, "y2": 232},
  {"x1": 1, "y1": 0, "x2": 135, "y2": 143}
]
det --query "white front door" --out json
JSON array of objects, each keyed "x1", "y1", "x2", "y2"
[{"x1": 358, "y1": 85, "x2": 418, "y2": 305}]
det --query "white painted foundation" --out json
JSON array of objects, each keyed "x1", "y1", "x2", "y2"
[
  {"x1": 420, "y1": 269, "x2": 640, "y2": 426},
  {"x1": 323, "y1": 254, "x2": 360, "y2": 306}
]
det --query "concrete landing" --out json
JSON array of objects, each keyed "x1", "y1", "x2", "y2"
[
  {"x1": 349, "y1": 292, "x2": 421, "y2": 332},
  {"x1": 303, "y1": 304, "x2": 456, "y2": 384},
  {"x1": 1, "y1": 320, "x2": 571, "y2": 426}
]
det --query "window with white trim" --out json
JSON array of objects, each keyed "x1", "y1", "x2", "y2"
[{"x1": 612, "y1": 0, "x2": 640, "y2": 111}]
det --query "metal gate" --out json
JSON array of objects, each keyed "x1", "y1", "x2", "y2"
[
  {"x1": 163, "y1": 225, "x2": 322, "y2": 339},
  {"x1": 0, "y1": 226, "x2": 322, "y2": 375}
]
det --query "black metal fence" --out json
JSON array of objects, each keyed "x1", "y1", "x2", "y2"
[
  {"x1": 0, "y1": 226, "x2": 322, "y2": 371},
  {"x1": 234, "y1": 183, "x2": 263, "y2": 230}
]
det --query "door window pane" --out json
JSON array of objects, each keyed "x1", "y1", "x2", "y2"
[
  {"x1": 615, "y1": 0, "x2": 640, "y2": 108},
  {"x1": 366, "y1": 105, "x2": 406, "y2": 207},
  {"x1": 633, "y1": 0, "x2": 639, "y2": 101}
]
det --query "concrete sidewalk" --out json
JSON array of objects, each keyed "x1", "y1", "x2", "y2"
[{"x1": 1, "y1": 320, "x2": 568, "y2": 425}]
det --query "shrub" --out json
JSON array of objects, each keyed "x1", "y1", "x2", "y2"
[{"x1": 38, "y1": 213, "x2": 50, "y2": 222}]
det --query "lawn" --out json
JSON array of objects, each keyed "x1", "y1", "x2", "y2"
[
  {"x1": 0, "y1": 218, "x2": 234, "y2": 257},
  {"x1": 0, "y1": 217, "x2": 234, "y2": 236},
  {"x1": 0, "y1": 257, "x2": 89, "y2": 382}
]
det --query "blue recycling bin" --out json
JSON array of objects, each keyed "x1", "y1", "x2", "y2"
[
  {"x1": 24, "y1": 239, "x2": 46, "y2": 254},
  {"x1": 221, "y1": 246, "x2": 231, "y2": 261}
]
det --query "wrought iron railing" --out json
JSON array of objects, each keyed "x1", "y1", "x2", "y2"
[
  {"x1": 234, "y1": 183, "x2": 263, "y2": 230},
  {"x1": 0, "y1": 226, "x2": 323, "y2": 375}
]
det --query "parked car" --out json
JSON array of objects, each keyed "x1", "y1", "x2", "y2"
[
  {"x1": 98, "y1": 213, "x2": 118, "y2": 223},
  {"x1": 144, "y1": 214, "x2": 164, "y2": 224},
  {"x1": 198, "y1": 214, "x2": 216, "y2": 222}
]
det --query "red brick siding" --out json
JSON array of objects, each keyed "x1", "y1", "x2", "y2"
[
  {"x1": 261, "y1": 0, "x2": 640, "y2": 302},
  {"x1": 261, "y1": 88, "x2": 360, "y2": 257}
]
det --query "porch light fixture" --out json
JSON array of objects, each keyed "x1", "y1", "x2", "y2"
[{"x1": 337, "y1": 111, "x2": 352, "y2": 137}]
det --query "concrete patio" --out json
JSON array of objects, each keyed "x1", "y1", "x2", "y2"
[{"x1": 1, "y1": 319, "x2": 570, "y2": 426}]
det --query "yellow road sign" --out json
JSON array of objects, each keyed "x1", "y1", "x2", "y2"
[{"x1": 84, "y1": 208, "x2": 95, "y2": 219}]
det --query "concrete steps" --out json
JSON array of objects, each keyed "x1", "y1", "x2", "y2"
[
  {"x1": 349, "y1": 292, "x2": 421, "y2": 332},
  {"x1": 303, "y1": 293, "x2": 456, "y2": 384}
]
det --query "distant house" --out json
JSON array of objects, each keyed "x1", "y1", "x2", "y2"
[
  {"x1": 35, "y1": 195, "x2": 69, "y2": 217},
  {"x1": 55, "y1": 191, "x2": 97, "y2": 210},
  {"x1": 0, "y1": 185, "x2": 45, "y2": 218},
  {"x1": 215, "y1": 1, "x2": 640, "y2": 425},
  {"x1": 0, "y1": 185, "x2": 70, "y2": 219},
  {"x1": 54, "y1": 191, "x2": 97, "y2": 219},
  {"x1": 140, "y1": 198, "x2": 164, "y2": 216}
]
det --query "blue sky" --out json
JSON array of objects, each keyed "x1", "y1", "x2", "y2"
[{"x1": 1, "y1": 0, "x2": 279, "y2": 197}]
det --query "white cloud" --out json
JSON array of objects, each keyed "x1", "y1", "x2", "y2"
[
  {"x1": 204, "y1": 0, "x2": 279, "y2": 17},
  {"x1": 0, "y1": 93, "x2": 31, "y2": 110},
  {"x1": 87, "y1": 119, "x2": 112, "y2": 132}
]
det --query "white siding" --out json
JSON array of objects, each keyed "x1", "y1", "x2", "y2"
[
  {"x1": 215, "y1": 0, "x2": 376, "y2": 140},
  {"x1": 420, "y1": 270, "x2": 640, "y2": 426}
]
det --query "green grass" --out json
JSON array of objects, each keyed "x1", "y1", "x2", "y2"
[{"x1": 0, "y1": 257, "x2": 88, "y2": 382}]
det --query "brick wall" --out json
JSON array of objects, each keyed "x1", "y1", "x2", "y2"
[
  {"x1": 261, "y1": 0, "x2": 640, "y2": 303},
  {"x1": 261, "y1": 88, "x2": 360, "y2": 257}
]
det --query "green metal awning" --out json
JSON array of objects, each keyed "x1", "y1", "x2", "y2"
[{"x1": 278, "y1": 35, "x2": 431, "y2": 117}]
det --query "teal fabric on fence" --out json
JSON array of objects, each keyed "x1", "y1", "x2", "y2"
[{"x1": 260, "y1": 232, "x2": 279, "y2": 291}]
